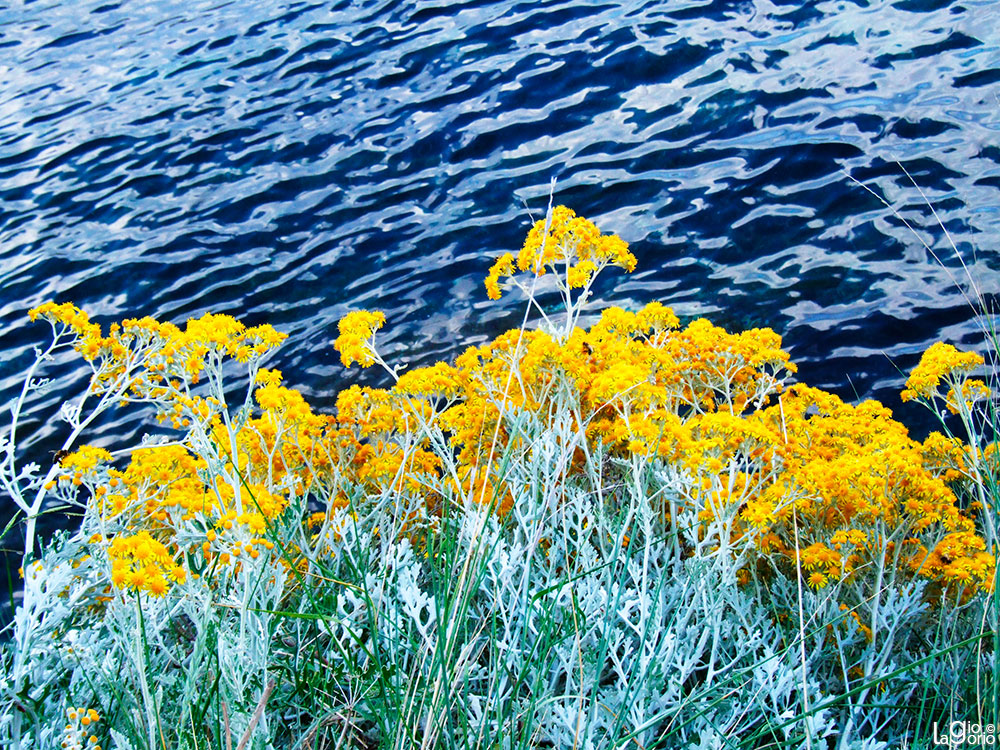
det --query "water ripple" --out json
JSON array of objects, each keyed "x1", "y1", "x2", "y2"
[{"x1": 1, "y1": 0, "x2": 999, "y2": 535}]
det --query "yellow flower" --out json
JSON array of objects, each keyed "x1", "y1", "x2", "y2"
[
  {"x1": 394, "y1": 362, "x2": 463, "y2": 401},
  {"x1": 254, "y1": 368, "x2": 283, "y2": 387},
  {"x1": 636, "y1": 301, "x2": 679, "y2": 334},
  {"x1": 110, "y1": 565, "x2": 128, "y2": 589},
  {"x1": 108, "y1": 530, "x2": 183, "y2": 596},
  {"x1": 58, "y1": 446, "x2": 113, "y2": 479},
  {"x1": 566, "y1": 260, "x2": 597, "y2": 289},
  {"x1": 742, "y1": 498, "x2": 774, "y2": 529},
  {"x1": 334, "y1": 310, "x2": 386, "y2": 368},
  {"x1": 485, "y1": 252, "x2": 515, "y2": 299},
  {"x1": 807, "y1": 571, "x2": 828, "y2": 589},
  {"x1": 506, "y1": 206, "x2": 636, "y2": 280},
  {"x1": 902, "y1": 342, "x2": 984, "y2": 402},
  {"x1": 145, "y1": 574, "x2": 168, "y2": 597}
]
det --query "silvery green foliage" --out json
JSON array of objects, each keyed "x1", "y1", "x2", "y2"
[
  {"x1": 3, "y1": 343, "x2": 995, "y2": 750},
  {"x1": 0, "y1": 504, "x2": 292, "y2": 749},
  {"x1": 1, "y1": 534, "x2": 97, "y2": 744},
  {"x1": 301, "y1": 409, "x2": 993, "y2": 750}
]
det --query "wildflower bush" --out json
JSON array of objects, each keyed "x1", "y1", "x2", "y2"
[{"x1": 1, "y1": 207, "x2": 997, "y2": 749}]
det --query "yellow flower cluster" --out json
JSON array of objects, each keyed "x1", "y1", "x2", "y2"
[
  {"x1": 334, "y1": 310, "x2": 386, "y2": 367},
  {"x1": 799, "y1": 543, "x2": 841, "y2": 589},
  {"x1": 485, "y1": 206, "x2": 637, "y2": 299},
  {"x1": 395, "y1": 361, "x2": 464, "y2": 402},
  {"x1": 321, "y1": 297, "x2": 798, "y2": 528},
  {"x1": 23, "y1": 305, "x2": 320, "y2": 603},
  {"x1": 99, "y1": 441, "x2": 291, "y2": 580},
  {"x1": 146, "y1": 313, "x2": 286, "y2": 385},
  {"x1": 901, "y1": 341, "x2": 989, "y2": 414},
  {"x1": 517, "y1": 205, "x2": 637, "y2": 274},
  {"x1": 722, "y1": 384, "x2": 995, "y2": 592},
  {"x1": 99, "y1": 445, "x2": 206, "y2": 522},
  {"x1": 108, "y1": 531, "x2": 184, "y2": 597},
  {"x1": 31, "y1": 208, "x2": 996, "y2": 621},
  {"x1": 62, "y1": 706, "x2": 101, "y2": 750},
  {"x1": 29, "y1": 303, "x2": 287, "y2": 428},
  {"x1": 911, "y1": 531, "x2": 994, "y2": 587},
  {"x1": 28, "y1": 301, "x2": 103, "y2": 361},
  {"x1": 485, "y1": 253, "x2": 515, "y2": 300},
  {"x1": 56, "y1": 446, "x2": 113, "y2": 486},
  {"x1": 305, "y1": 220, "x2": 994, "y2": 599},
  {"x1": 921, "y1": 431, "x2": 970, "y2": 482}
]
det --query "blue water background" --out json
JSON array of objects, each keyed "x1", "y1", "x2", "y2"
[{"x1": 1, "y1": 0, "x2": 1000, "y2": 551}]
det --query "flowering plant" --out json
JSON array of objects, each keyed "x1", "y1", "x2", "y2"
[{"x1": 1, "y1": 207, "x2": 995, "y2": 749}]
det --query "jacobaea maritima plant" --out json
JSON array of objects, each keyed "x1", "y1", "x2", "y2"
[{"x1": 1, "y1": 206, "x2": 997, "y2": 750}]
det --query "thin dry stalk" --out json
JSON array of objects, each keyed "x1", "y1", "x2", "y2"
[{"x1": 236, "y1": 679, "x2": 276, "y2": 750}]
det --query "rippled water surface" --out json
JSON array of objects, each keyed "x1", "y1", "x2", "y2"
[{"x1": 2, "y1": 0, "x2": 1000, "y2": 533}]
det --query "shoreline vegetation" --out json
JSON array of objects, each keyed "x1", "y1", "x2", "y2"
[{"x1": 1, "y1": 207, "x2": 997, "y2": 749}]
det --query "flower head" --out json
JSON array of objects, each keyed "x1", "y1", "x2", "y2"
[
  {"x1": 334, "y1": 310, "x2": 386, "y2": 368},
  {"x1": 902, "y1": 342, "x2": 984, "y2": 402}
]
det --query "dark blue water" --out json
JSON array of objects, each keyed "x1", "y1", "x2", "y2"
[{"x1": 2, "y1": 0, "x2": 1000, "y2": 548}]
